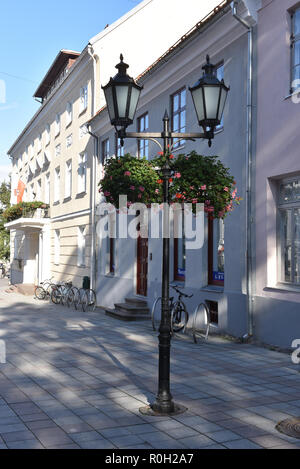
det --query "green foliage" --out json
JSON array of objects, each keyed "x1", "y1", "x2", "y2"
[
  {"x1": 0, "y1": 180, "x2": 11, "y2": 260},
  {"x1": 99, "y1": 154, "x2": 161, "y2": 207},
  {"x1": 99, "y1": 151, "x2": 241, "y2": 218},
  {"x1": 2, "y1": 201, "x2": 49, "y2": 223}
]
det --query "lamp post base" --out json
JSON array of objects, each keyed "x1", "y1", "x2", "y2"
[{"x1": 139, "y1": 403, "x2": 187, "y2": 417}]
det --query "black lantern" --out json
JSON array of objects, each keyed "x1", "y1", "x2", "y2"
[
  {"x1": 102, "y1": 54, "x2": 143, "y2": 130},
  {"x1": 189, "y1": 55, "x2": 229, "y2": 134}
]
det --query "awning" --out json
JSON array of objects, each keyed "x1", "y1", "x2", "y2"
[{"x1": 5, "y1": 217, "x2": 50, "y2": 232}]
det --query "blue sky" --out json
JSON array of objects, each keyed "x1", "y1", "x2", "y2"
[{"x1": 0, "y1": 0, "x2": 143, "y2": 182}]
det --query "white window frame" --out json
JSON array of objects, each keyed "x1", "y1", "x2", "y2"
[
  {"x1": 55, "y1": 113, "x2": 61, "y2": 136},
  {"x1": 45, "y1": 173, "x2": 50, "y2": 204},
  {"x1": 78, "y1": 152, "x2": 87, "y2": 194},
  {"x1": 65, "y1": 160, "x2": 72, "y2": 199},
  {"x1": 54, "y1": 166, "x2": 60, "y2": 203},
  {"x1": 277, "y1": 177, "x2": 300, "y2": 286},
  {"x1": 66, "y1": 101, "x2": 73, "y2": 126},
  {"x1": 54, "y1": 230, "x2": 60, "y2": 265},
  {"x1": 79, "y1": 84, "x2": 88, "y2": 113},
  {"x1": 102, "y1": 138, "x2": 110, "y2": 163},
  {"x1": 45, "y1": 124, "x2": 50, "y2": 146},
  {"x1": 137, "y1": 113, "x2": 149, "y2": 159},
  {"x1": 77, "y1": 226, "x2": 86, "y2": 267},
  {"x1": 36, "y1": 179, "x2": 42, "y2": 201}
]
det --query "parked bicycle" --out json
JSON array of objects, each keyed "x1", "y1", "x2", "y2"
[
  {"x1": 50, "y1": 281, "x2": 72, "y2": 305},
  {"x1": 34, "y1": 277, "x2": 55, "y2": 300},
  {"x1": 73, "y1": 288, "x2": 96, "y2": 312},
  {"x1": 151, "y1": 285, "x2": 192, "y2": 334}
]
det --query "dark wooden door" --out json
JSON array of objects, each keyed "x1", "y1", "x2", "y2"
[{"x1": 137, "y1": 235, "x2": 148, "y2": 296}]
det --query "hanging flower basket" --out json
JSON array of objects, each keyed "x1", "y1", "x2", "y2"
[{"x1": 99, "y1": 151, "x2": 241, "y2": 218}]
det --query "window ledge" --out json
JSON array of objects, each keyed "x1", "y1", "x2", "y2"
[
  {"x1": 55, "y1": 132, "x2": 60, "y2": 139},
  {"x1": 79, "y1": 108, "x2": 87, "y2": 118},
  {"x1": 200, "y1": 285, "x2": 224, "y2": 294},
  {"x1": 65, "y1": 121, "x2": 72, "y2": 130},
  {"x1": 76, "y1": 191, "x2": 86, "y2": 199},
  {"x1": 105, "y1": 273, "x2": 115, "y2": 278},
  {"x1": 63, "y1": 196, "x2": 71, "y2": 203},
  {"x1": 264, "y1": 284, "x2": 300, "y2": 294},
  {"x1": 53, "y1": 201, "x2": 60, "y2": 206}
]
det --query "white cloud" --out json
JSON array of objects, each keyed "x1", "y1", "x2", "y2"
[{"x1": 0, "y1": 165, "x2": 11, "y2": 183}]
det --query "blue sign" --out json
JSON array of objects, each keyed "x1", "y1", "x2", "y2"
[{"x1": 213, "y1": 271, "x2": 224, "y2": 282}]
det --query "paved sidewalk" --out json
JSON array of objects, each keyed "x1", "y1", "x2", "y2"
[{"x1": 0, "y1": 288, "x2": 299, "y2": 449}]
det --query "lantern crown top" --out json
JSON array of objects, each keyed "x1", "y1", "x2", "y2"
[
  {"x1": 202, "y1": 55, "x2": 215, "y2": 78},
  {"x1": 115, "y1": 54, "x2": 129, "y2": 76}
]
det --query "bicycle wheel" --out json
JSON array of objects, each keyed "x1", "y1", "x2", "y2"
[
  {"x1": 192, "y1": 303, "x2": 210, "y2": 343},
  {"x1": 151, "y1": 297, "x2": 162, "y2": 331},
  {"x1": 61, "y1": 286, "x2": 70, "y2": 306},
  {"x1": 81, "y1": 289, "x2": 88, "y2": 312},
  {"x1": 84, "y1": 289, "x2": 96, "y2": 312},
  {"x1": 51, "y1": 285, "x2": 63, "y2": 305},
  {"x1": 34, "y1": 286, "x2": 46, "y2": 300},
  {"x1": 171, "y1": 301, "x2": 189, "y2": 333},
  {"x1": 67, "y1": 287, "x2": 79, "y2": 308},
  {"x1": 74, "y1": 288, "x2": 86, "y2": 311}
]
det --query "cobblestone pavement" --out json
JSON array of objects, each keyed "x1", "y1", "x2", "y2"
[{"x1": 0, "y1": 285, "x2": 299, "y2": 449}]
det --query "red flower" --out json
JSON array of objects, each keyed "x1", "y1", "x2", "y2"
[{"x1": 157, "y1": 179, "x2": 163, "y2": 184}]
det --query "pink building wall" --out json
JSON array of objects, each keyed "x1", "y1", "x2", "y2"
[{"x1": 256, "y1": 0, "x2": 300, "y2": 304}]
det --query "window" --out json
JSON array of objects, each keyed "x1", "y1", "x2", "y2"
[
  {"x1": 54, "y1": 230, "x2": 60, "y2": 265},
  {"x1": 66, "y1": 101, "x2": 73, "y2": 126},
  {"x1": 78, "y1": 152, "x2": 87, "y2": 194},
  {"x1": 55, "y1": 113, "x2": 61, "y2": 136},
  {"x1": 38, "y1": 133, "x2": 42, "y2": 153},
  {"x1": 77, "y1": 226, "x2": 86, "y2": 267},
  {"x1": 216, "y1": 63, "x2": 224, "y2": 129},
  {"x1": 30, "y1": 183, "x2": 35, "y2": 202},
  {"x1": 137, "y1": 113, "x2": 149, "y2": 159},
  {"x1": 278, "y1": 178, "x2": 300, "y2": 285},
  {"x1": 117, "y1": 138, "x2": 124, "y2": 157},
  {"x1": 65, "y1": 160, "x2": 72, "y2": 199},
  {"x1": 107, "y1": 237, "x2": 115, "y2": 274},
  {"x1": 171, "y1": 88, "x2": 186, "y2": 149},
  {"x1": 79, "y1": 85, "x2": 88, "y2": 113},
  {"x1": 55, "y1": 144, "x2": 61, "y2": 157},
  {"x1": 102, "y1": 138, "x2": 110, "y2": 164},
  {"x1": 291, "y1": 8, "x2": 300, "y2": 92},
  {"x1": 54, "y1": 167, "x2": 60, "y2": 202},
  {"x1": 208, "y1": 218, "x2": 225, "y2": 286},
  {"x1": 174, "y1": 208, "x2": 186, "y2": 281},
  {"x1": 45, "y1": 124, "x2": 50, "y2": 145},
  {"x1": 66, "y1": 134, "x2": 73, "y2": 148},
  {"x1": 37, "y1": 179, "x2": 42, "y2": 201},
  {"x1": 45, "y1": 173, "x2": 50, "y2": 204}
]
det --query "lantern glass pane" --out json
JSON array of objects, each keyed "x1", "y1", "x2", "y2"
[
  {"x1": 191, "y1": 87, "x2": 205, "y2": 122},
  {"x1": 128, "y1": 86, "x2": 141, "y2": 121},
  {"x1": 203, "y1": 85, "x2": 220, "y2": 120},
  {"x1": 218, "y1": 87, "x2": 228, "y2": 121},
  {"x1": 116, "y1": 85, "x2": 129, "y2": 119},
  {"x1": 104, "y1": 86, "x2": 115, "y2": 122}
]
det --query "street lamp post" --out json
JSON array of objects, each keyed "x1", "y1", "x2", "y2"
[{"x1": 102, "y1": 54, "x2": 229, "y2": 416}]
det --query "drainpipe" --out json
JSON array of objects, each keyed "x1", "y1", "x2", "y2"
[
  {"x1": 87, "y1": 126, "x2": 98, "y2": 293},
  {"x1": 231, "y1": 1, "x2": 254, "y2": 338},
  {"x1": 87, "y1": 44, "x2": 98, "y2": 293}
]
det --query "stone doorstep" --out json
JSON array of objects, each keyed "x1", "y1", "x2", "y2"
[
  {"x1": 114, "y1": 303, "x2": 150, "y2": 315},
  {"x1": 124, "y1": 297, "x2": 148, "y2": 307},
  {"x1": 105, "y1": 307, "x2": 150, "y2": 322},
  {"x1": 5, "y1": 284, "x2": 35, "y2": 296}
]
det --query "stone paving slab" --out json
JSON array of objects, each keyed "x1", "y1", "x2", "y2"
[{"x1": 0, "y1": 288, "x2": 299, "y2": 449}]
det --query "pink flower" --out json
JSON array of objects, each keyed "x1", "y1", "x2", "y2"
[
  {"x1": 110, "y1": 176, "x2": 113, "y2": 180},
  {"x1": 174, "y1": 172, "x2": 181, "y2": 179},
  {"x1": 201, "y1": 185, "x2": 206, "y2": 190},
  {"x1": 138, "y1": 193, "x2": 142, "y2": 199},
  {"x1": 124, "y1": 171, "x2": 131, "y2": 176},
  {"x1": 205, "y1": 200, "x2": 211, "y2": 205},
  {"x1": 139, "y1": 186, "x2": 145, "y2": 192},
  {"x1": 130, "y1": 185, "x2": 135, "y2": 191},
  {"x1": 224, "y1": 187, "x2": 229, "y2": 192},
  {"x1": 192, "y1": 198, "x2": 198, "y2": 204},
  {"x1": 190, "y1": 186, "x2": 194, "y2": 190},
  {"x1": 155, "y1": 189, "x2": 159, "y2": 194},
  {"x1": 104, "y1": 191, "x2": 111, "y2": 197}
]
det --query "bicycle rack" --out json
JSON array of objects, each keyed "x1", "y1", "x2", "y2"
[{"x1": 192, "y1": 302, "x2": 210, "y2": 344}]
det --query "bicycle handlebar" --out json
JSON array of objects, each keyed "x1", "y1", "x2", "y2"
[{"x1": 171, "y1": 285, "x2": 193, "y2": 298}]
